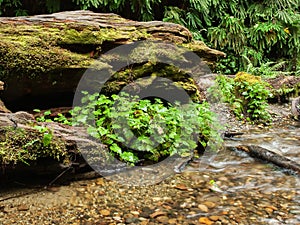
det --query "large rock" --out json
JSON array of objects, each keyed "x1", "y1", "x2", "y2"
[{"x1": 0, "y1": 10, "x2": 225, "y2": 110}]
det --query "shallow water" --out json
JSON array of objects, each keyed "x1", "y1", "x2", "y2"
[
  {"x1": 0, "y1": 123, "x2": 299, "y2": 224},
  {"x1": 184, "y1": 123, "x2": 300, "y2": 224}
]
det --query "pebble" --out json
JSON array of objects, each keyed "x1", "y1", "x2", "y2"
[
  {"x1": 17, "y1": 204, "x2": 29, "y2": 211},
  {"x1": 156, "y1": 216, "x2": 169, "y2": 223},
  {"x1": 209, "y1": 215, "x2": 219, "y2": 221},
  {"x1": 167, "y1": 218, "x2": 177, "y2": 224},
  {"x1": 100, "y1": 209, "x2": 111, "y2": 216},
  {"x1": 150, "y1": 210, "x2": 166, "y2": 218},
  {"x1": 199, "y1": 217, "x2": 213, "y2": 225},
  {"x1": 203, "y1": 201, "x2": 216, "y2": 209},
  {"x1": 197, "y1": 204, "x2": 208, "y2": 212}
]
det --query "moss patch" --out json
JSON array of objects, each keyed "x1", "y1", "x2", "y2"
[
  {"x1": 101, "y1": 62, "x2": 203, "y2": 102},
  {"x1": 0, "y1": 126, "x2": 69, "y2": 166},
  {"x1": 0, "y1": 22, "x2": 150, "y2": 80}
]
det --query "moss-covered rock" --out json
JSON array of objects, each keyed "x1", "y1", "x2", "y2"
[
  {"x1": 0, "y1": 126, "x2": 68, "y2": 166},
  {"x1": 0, "y1": 10, "x2": 224, "y2": 110}
]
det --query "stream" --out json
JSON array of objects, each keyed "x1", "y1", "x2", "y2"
[
  {"x1": 0, "y1": 123, "x2": 299, "y2": 224},
  {"x1": 185, "y1": 123, "x2": 300, "y2": 224}
]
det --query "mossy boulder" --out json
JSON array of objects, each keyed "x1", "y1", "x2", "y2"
[{"x1": 0, "y1": 10, "x2": 225, "y2": 111}]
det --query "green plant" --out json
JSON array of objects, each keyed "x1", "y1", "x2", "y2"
[
  {"x1": 215, "y1": 53, "x2": 241, "y2": 75},
  {"x1": 234, "y1": 72, "x2": 272, "y2": 121},
  {"x1": 33, "y1": 125, "x2": 53, "y2": 147},
  {"x1": 72, "y1": 91, "x2": 221, "y2": 165},
  {"x1": 53, "y1": 113, "x2": 73, "y2": 125},
  {"x1": 0, "y1": 0, "x2": 22, "y2": 16},
  {"x1": 72, "y1": 0, "x2": 102, "y2": 10},
  {"x1": 33, "y1": 109, "x2": 53, "y2": 122},
  {"x1": 34, "y1": 109, "x2": 72, "y2": 125},
  {"x1": 242, "y1": 55, "x2": 291, "y2": 79},
  {"x1": 33, "y1": 109, "x2": 74, "y2": 147},
  {"x1": 213, "y1": 75, "x2": 235, "y2": 104},
  {"x1": 214, "y1": 73, "x2": 272, "y2": 122}
]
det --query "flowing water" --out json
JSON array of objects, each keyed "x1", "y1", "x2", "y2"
[{"x1": 184, "y1": 123, "x2": 300, "y2": 224}]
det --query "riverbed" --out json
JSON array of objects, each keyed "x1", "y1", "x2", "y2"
[{"x1": 0, "y1": 122, "x2": 299, "y2": 225}]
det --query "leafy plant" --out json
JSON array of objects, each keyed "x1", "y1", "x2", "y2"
[
  {"x1": 53, "y1": 113, "x2": 72, "y2": 125},
  {"x1": 0, "y1": 0, "x2": 27, "y2": 16},
  {"x1": 243, "y1": 55, "x2": 293, "y2": 79},
  {"x1": 33, "y1": 125, "x2": 53, "y2": 147},
  {"x1": 234, "y1": 72, "x2": 272, "y2": 121},
  {"x1": 72, "y1": 91, "x2": 221, "y2": 165},
  {"x1": 72, "y1": 0, "x2": 102, "y2": 10},
  {"x1": 213, "y1": 72, "x2": 272, "y2": 122},
  {"x1": 215, "y1": 53, "x2": 241, "y2": 75},
  {"x1": 213, "y1": 75, "x2": 235, "y2": 104},
  {"x1": 33, "y1": 109, "x2": 53, "y2": 122}
]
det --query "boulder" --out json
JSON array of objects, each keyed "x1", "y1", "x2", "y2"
[{"x1": 0, "y1": 10, "x2": 225, "y2": 110}]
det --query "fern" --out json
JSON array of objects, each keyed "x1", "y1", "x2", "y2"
[
  {"x1": 73, "y1": 0, "x2": 102, "y2": 9},
  {"x1": 243, "y1": 55, "x2": 291, "y2": 78},
  {"x1": 46, "y1": 0, "x2": 60, "y2": 13}
]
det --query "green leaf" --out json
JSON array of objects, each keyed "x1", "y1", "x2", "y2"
[
  {"x1": 43, "y1": 133, "x2": 52, "y2": 146},
  {"x1": 110, "y1": 143, "x2": 122, "y2": 154}
]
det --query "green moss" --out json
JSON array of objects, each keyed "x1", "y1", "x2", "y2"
[
  {"x1": 0, "y1": 23, "x2": 150, "y2": 80},
  {"x1": 234, "y1": 72, "x2": 262, "y2": 84},
  {"x1": 100, "y1": 62, "x2": 202, "y2": 102},
  {"x1": 181, "y1": 40, "x2": 209, "y2": 52},
  {"x1": 0, "y1": 126, "x2": 69, "y2": 166}
]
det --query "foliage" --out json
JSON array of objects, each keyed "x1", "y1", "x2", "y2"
[
  {"x1": 33, "y1": 125, "x2": 53, "y2": 147},
  {"x1": 34, "y1": 109, "x2": 53, "y2": 122},
  {"x1": 213, "y1": 73, "x2": 272, "y2": 122},
  {"x1": 34, "y1": 109, "x2": 72, "y2": 125},
  {"x1": 233, "y1": 72, "x2": 272, "y2": 121},
  {"x1": 213, "y1": 75, "x2": 235, "y2": 104},
  {"x1": 242, "y1": 55, "x2": 298, "y2": 79},
  {"x1": 0, "y1": 0, "x2": 26, "y2": 16},
  {"x1": 215, "y1": 53, "x2": 241, "y2": 75},
  {"x1": 163, "y1": 0, "x2": 300, "y2": 74},
  {"x1": 71, "y1": 91, "x2": 221, "y2": 165},
  {"x1": 1, "y1": 0, "x2": 299, "y2": 73}
]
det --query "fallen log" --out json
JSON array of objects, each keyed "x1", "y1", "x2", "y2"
[
  {"x1": 0, "y1": 111, "x2": 194, "y2": 186},
  {"x1": 0, "y1": 10, "x2": 225, "y2": 111},
  {"x1": 234, "y1": 145, "x2": 300, "y2": 175}
]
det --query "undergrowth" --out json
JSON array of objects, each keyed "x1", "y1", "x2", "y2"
[
  {"x1": 70, "y1": 92, "x2": 222, "y2": 165},
  {"x1": 209, "y1": 72, "x2": 272, "y2": 122}
]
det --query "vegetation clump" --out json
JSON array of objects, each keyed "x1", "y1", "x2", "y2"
[
  {"x1": 212, "y1": 72, "x2": 272, "y2": 122},
  {"x1": 71, "y1": 92, "x2": 221, "y2": 165}
]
